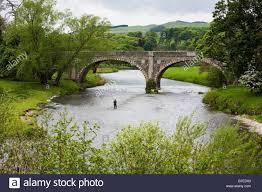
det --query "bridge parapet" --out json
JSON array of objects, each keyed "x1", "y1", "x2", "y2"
[
  {"x1": 81, "y1": 51, "x2": 148, "y2": 58},
  {"x1": 80, "y1": 51, "x2": 197, "y2": 58},
  {"x1": 152, "y1": 51, "x2": 196, "y2": 57}
]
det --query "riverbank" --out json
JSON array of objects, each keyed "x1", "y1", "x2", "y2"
[
  {"x1": 233, "y1": 116, "x2": 262, "y2": 136},
  {"x1": 203, "y1": 86, "x2": 262, "y2": 124},
  {"x1": 0, "y1": 73, "x2": 106, "y2": 137},
  {"x1": 97, "y1": 67, "x2": 119, "y2": 73},
  {"x1": 163, "y1": 66, "x2": 210, "y2": 86}
]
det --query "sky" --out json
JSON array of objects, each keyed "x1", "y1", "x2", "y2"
[{"x1": 56, "y1": 0, "x2": 219, "y2": 26}]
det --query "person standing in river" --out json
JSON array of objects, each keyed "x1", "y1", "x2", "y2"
[{"x1": 113, "y1": 99, "x2": 117, "y2": 109}]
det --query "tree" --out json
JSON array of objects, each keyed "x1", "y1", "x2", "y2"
[
  {"x1": 4, "y1": 0, "x2": 63, "y2": 83},
  {"x1": 0, "y1": 13, "x2": 20, "y2": 78},
  {"x1": 160, "y1": 27, "x2": 208, "y2": 51},
  {"x1": 127, "y1": 31, "x2": 145, "y2": 48},
  {"x1": 0, "y1": 0, "x2": 21, "y2": 19},
  {"x1": 198, "y1": 0, "x2": 262, "y2": 80},
  {"x1": 54, "y1": 15, "x2": 110, "y2": 85},
  {"x1": 2, "y1": 0, "x2": 111, "y2": 84},
  {"x1": 143, "y1": 32, "x2": 158, "y2": 51},
  {"x1": 0, "y1": 16, "x2": 5, "y2": 41},
  {"x1": 111, "y1": 34, "x2": 142, "y2": 50}
]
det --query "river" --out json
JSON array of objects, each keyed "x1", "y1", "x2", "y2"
[{"x1": 48, "y1": 70, "x2": 231, "y2": 145}]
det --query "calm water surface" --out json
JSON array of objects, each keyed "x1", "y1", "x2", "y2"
[{"x1": 48, "y1": 70, "x2": 231, "y2": 145}]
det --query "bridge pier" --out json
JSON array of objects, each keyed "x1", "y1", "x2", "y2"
[{"x1": 145, "y1": 79, "x2": 159, "y2": 94}]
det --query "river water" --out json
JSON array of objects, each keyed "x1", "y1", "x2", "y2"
[{"x1": 49, "y1": 70, "x2": 231, "y2": 145}]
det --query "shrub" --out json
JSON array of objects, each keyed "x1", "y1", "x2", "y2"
[
  {"x1": 239, "y1": 65, "x2": 262, "y2": 93},
  {"x1": 195, "y1": 125, "x2": 262, "y2": 174},
  {"x1": 100, "y1": 117, "x2": 261, "y2": 174},
  {"x1": 0, "y1": 115, "x2": 261, "y2": 174},
  {"x1": 207, "y1": 67, "x2": 226, "y2": 88},
  {"x1": 59, "y1": 80, "x2": 81, "y2": 95},
  {"x1": 203, "y1": 86, "x2": 262, "y2": 116},
  {"x1": 0, "y1": 112, "x2": 99, "y2": 174}
]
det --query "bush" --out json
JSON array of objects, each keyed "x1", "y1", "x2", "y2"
[
  {"x1": 239, "y1": 65, "x2": 262, "y2": 93},
  {"x1": 0, "y1": 115, "x2": 261, "y2": 174},
  {"x1": 0, "y1": 94, "x2": 26, "y2": 140},
  {"x1": 101, "y1": 117, "x2": 261, "y2": 174},
  {"x1": 207, "y1": 67, "x2": 226, "y2": 88},
  {"x1": 203, "y1": 86, "x2": 262, "y2": 116},
  {"x1": 195, "y1": 125, "x2": 262, "y2": 174},
  {"x1": 0, "y1": 112, "x2": 100, "y2": 174},
  {"x1": 59, "y1": 80, "x2": 80, "y2": 95}
]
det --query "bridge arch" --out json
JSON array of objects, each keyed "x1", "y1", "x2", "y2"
[
  {"x1": 78, "y1": 57, "x2": 148, "y2": 83},
  {"x1": 155, "y1": 58, "x2": 225, "y2": 89}
]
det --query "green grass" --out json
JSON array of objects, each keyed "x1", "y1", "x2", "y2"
[
  {"x1": 0, "y1": 80, "x2": 80, "y2": 115},
  {"x1": 0, "y1": 79, "x2": 82, "y2": 138},
  {"x1": 0, "y1": 73, "x2": 105, "y2": 115},
  {"x1": 163, "y1": 66, "x2": 209, "y2": 86},
  {"x1": 96, "y1": 68, "x2": 119, "y2": 73},
  {"x1": 203, "y1": 86, "x2": 262, "y2": 123},
  {"x1": 254, "y1": 115, "x2": 262, "y2": 123},
  {"x1": 84, "y1": 72, "x2": 106, "y2": 88},
  {"x1": 0, "y1": 75, "x2": 106, "y2": 138}
]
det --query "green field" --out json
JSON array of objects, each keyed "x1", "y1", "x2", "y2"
[
  {"x1": 163, "y1": 66, "x2": 209, "y2": 86},
  {"x1": 203, "y1": 86, "x2": 262, "y2": 123},
  {"x1": 96, "y1": 68, "x2": 119, "y2": 73}
]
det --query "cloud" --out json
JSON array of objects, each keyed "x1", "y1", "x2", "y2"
[{"x1": 56, "y1": 0, "x2": 219, "y2": 25}]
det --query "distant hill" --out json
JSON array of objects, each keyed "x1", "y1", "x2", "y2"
[
  {"x1": 162, "y1": 21, "x2": 209, "y2": 28},
  {"x1": 110, "y1": 21, "x2": 209, "y2": 33}
]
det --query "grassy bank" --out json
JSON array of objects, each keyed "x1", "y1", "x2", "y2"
[
  {"x1": 203, "y1": 86, "x2": 262, "y2": 123},
  {"x1": 0, "y1": 73, "x2": 106, "y2": 137},
  {"x1": 0, "y1": 80, "x2": 80, "y2": 114},
  {"x1": 0, "y1": 74, "x2": 105, "y2": 116},
  {"x1": 0, "y1": 79, "x2": 81, "y2": 138},
  {"x1": 96, "y1": 67, "x2": 119, "y2": 73},
  {"x1": 163, "y1": 66, "x2": 209, "y2": 86},
  {"x1": 84, "y1": 72, "x2": 106, "y2": 87},
  {"x1": 96, "y1": 63, "x2": 136, "y2": 74}
]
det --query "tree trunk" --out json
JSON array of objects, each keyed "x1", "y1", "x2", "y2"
[
  {"x1": 54, "y1": 71, "x2": 63, "y2": 86},
  {"x1": 38, "y1": 73, "x2": 48, "y2": 85}
]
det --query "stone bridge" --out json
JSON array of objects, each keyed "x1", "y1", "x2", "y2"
[{"x1": 69, "y1": 51, "x2": 224, "y2": 93}]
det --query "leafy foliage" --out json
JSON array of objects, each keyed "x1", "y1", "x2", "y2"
[
  {"x1": 198, "y1": 0, "x2": 262, "y2": 80},
  {"x1": 203, "y1": 86, "x2": 262, "y2": 117},
  {"x1": 160, "y1": 27, "x2": 208, "y2": 51},
  {"x1": 1, "y1": 0, "x2": 111, "y2": 85},
  {"x1": 239, "y1": 65, "x2": 262, "y2": 93},
  {"x1": 0, "y1": 115, "x2": 261, "y2": 174}
]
